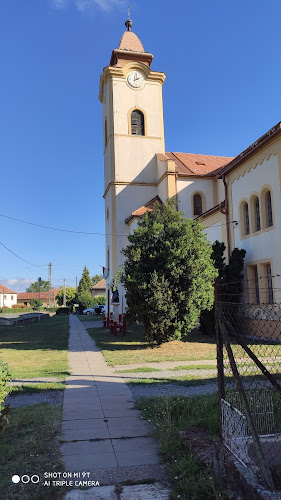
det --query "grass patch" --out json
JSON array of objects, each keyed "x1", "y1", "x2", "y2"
[
  {"x1": 0, "y1": 316, "x2": 70, "y2": 379},
  {"x1": 117, "y1": 367, "x2": 163, "y2": 373},
  {"x1": 87, "y1": 324, "x2": 217, "y2": 366},
  {"x1": 136, "y1": 395, "x2": 225, "y2": 499},
  {"x1": 170, "y1": 364, "x2": 216, "y2": 371},
  {"x1": 0, "y1": 404, "x2": 66, "y2": 500},
  {"x1": 78, "y1": 315, "x2": 103, "y2": 322},
  {"x1": 9, "y1": 383, "x2": 65, "y2": 395},
  {"x1": 128, "y1": 375, "x2": 217, "y2": 387}
]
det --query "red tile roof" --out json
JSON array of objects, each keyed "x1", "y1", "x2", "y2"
[
  {"x1": 125, "y1": 196, "x2": 162, "y2": 224},
  {"x1": 0, "y1": 284, "x2": 17, "y2": 294},
  {"x1": 17, "y1": 289, "x2": 59, "y2": 300},
  {"x1": 118, "y1": 31, "x2": 145, "y2": 53},
  {"x1": 91, "y1": 278, "x2": 106, "y2": 290},
  {"x1": 166, "y1": 152, "x2": 234, "y2": 177}
]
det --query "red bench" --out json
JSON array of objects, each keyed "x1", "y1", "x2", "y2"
[{"x1": 103, "y1": 314, "x2": 126, "y2": 336}]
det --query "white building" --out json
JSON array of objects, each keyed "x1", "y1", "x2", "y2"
[
  {"x1": 0, "y1": 284, "x2": 17, "y2": 308},
  {"x1": 100, "y1": 19, "x2": 281, "y2": 314}
]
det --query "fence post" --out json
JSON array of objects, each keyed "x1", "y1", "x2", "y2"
[{"x1": 215, "y1": 279, "x2": 225, "y2": 438}]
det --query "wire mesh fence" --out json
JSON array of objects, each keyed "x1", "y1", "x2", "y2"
[{"x1": 216, "y1": 297, "x2": 281, "y2": 491}]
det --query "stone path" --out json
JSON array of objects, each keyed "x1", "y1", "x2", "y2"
[{"x1": 62, "y1": 316, "x2": 169, "y2": 499}]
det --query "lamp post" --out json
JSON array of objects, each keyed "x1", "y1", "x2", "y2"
[{"x1": 38, "y1": 277, "x2": 41, "y2": 322}]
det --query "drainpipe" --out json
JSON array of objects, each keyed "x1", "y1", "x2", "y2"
[{"x1": 223, "y1": 175, "x2": 231, "y2": 259}]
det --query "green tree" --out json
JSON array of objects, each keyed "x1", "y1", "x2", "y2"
[
  {"x1": 121, "y1": 198, "x2": 217, "y2": 344},
  {"x1": 78, "y1": 266, "x2": 92, "y2": 295},
  {"x1": 92, "y1": 274, "x2": 102, "y2": 285},
  {"x1": 56, "y1": 287, "x2": 77, "y2": 307},
  {"x1": 33, "y1": 299, "x2": 43, "y2": 309},
  {"x1": 200, "y1": 242, "x2": 246, "y2": 335},
  {"x1": 26, "y1": 281, "x2": 50, "y2": 292},
  {"x1": 92, "y1": 294, "x2": 106, "y2": 306},
  {"x1": 78, "y1": 292, "x2": 95, "y2": 311}
]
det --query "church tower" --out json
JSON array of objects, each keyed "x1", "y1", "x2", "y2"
[{"x1": 99, "y1": 17, "x2": 166, "y2": 314}]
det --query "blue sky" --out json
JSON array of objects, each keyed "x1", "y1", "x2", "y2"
[{"x1": 1, "y1": 0, "x2": 281, "y2": 291}]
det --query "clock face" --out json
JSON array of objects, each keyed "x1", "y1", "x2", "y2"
[{"x1": 127, "y1": 71, "x2": 145, "y2": 89}]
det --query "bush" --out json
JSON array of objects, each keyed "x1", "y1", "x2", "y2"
[
  {"x1": 0, "y1": 307, "x2": 32, "y2": 314},
  {"x1": 12, "y1": 304, "x2": 28, "y2": 309},
  {"x1": 46, "y1": 307, "x2": 59, "y2": 313},
  {"x1": 0, "y1": 360, "x2": 11, "y2": 432},
  {"x1": 56, "y1": 307, "x2": 71, "y2": 315},
  {"x1": 92, "y1": 295, "x2": 106, "y2": 306}
]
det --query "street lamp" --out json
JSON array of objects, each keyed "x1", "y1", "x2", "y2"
[{"x1": 38, "y1": 277, "x2": 41, "y2": 322}]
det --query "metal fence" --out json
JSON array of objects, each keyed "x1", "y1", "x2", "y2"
[{"x1": 216, "y1": 299, "x2": 281, "y2": 491}]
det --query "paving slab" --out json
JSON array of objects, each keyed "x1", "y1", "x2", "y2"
[
  {"x1": 111, "y1": 437, "x2": 158, "y2": 452},
  {"x1": 62, "y1": 418, "x2": 108, "y2": 431},
  {"x1": 61, "y1": 439, "x2": 113, "y2": 456},
  {"x1": 63, "y1": 452, "x2": 118, "y2": 471},
  {"x1": 61, "y1": 426, "x2": 111, "y2": 441},
  {"x1": 63, "y1": 410, "x2": 104, "y2": 420}
]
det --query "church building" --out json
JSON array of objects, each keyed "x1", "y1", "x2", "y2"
[{"x1": 99, "y1": 18, "x2": 281, "y2": 315}]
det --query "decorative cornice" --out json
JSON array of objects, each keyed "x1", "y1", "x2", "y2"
[
  {"x1": 103, "y1": 170, "x2": 176, "y2": 198},
  {"x1": 103, "y1": 180, "x2": 157, "y2": 198},
  {"x1": 218, "y1": 122, "x2": 281, "y2": 178},
  {"x1": 231, "y1": 153, "x2": 277, "y2": 185}
]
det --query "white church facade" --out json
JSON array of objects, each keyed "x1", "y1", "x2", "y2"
[{"x1": 99, "y1": 19, "x2": 281, "y2": 315}]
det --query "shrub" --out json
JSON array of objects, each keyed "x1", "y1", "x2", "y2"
[
  {"x1": 92, "y1": 295, "x2": 106, "y2": 306},
  {"x1": 0, "y1": 360, "x2": 11, "y2": 432},
  {"x1": 56, "y1": 307, "x2": 71, "y2": 315}
]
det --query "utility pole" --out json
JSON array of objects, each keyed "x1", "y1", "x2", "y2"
[
  {"x1": 38, "y1": 277, "x2": 41, "y2": 322},
  {"x1": 48, "y1": 262, "x2": 52, "y2": 307},
  {"x1": 63, "y1": 278, "x2": 66, "y2": 307}
]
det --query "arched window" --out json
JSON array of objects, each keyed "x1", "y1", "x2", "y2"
[
  {"x1": 193, "y1": 194, "x2": 203, "y2": 216},
  {"x1": 131, "y1": 110, "x2": 145, "y2": 136},
  {"x1": 244, "y1": 202, "x2": 250, "y2": 235},
  {"x1": 266, "y1": 191, "x2": 273, "y2": 227},
  {"x1": 254, "y1": 196, "x2": 261, "y2": 232}
]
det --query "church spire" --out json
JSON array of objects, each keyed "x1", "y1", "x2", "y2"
[{"x1": 125, "y1": 3, "x2": 133, "y2": 31}]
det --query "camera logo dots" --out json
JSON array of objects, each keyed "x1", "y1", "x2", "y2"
[
  {"x1": 12, "y1": 475, "x2": 40, "y2": 484},
  {"x1": 12, "y1": 475, "x2": 20, "y2": 484}
]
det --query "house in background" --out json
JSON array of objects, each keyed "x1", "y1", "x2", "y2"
[
  {"x1": 17, "y1": 289, "x2": 59, "y2": 308},
  {"x1": 0, "y1": 284, "x2": 17, "y2": 308},
  {"x1": 90, "y1": 278, "x2": 106, "y2": 297}
]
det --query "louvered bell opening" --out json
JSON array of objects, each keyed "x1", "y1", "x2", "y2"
[{"x1": 131, "y1": 110, "x2": 145, "y2": 136}]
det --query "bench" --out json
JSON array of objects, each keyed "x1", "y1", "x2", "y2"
[{"x1": 103, "y1": 314, "x2": 126, "y2": 336}]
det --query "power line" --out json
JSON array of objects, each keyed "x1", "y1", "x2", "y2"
[
  {"x1": 0, "y1": 240, "x2": 46, "y2": 268},
  {"x1": 0, "y1": 212, "x2": 238, "y2": 237},
  {"x1": 0, "y1": 213, "x2": 120, "y2": 236}
]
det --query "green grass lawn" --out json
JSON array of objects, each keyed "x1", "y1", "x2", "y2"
[
  {"x1": 0, "y1": 404, "x2": 67, "y2": 500},
  {"x1": 78, "y1": 314, "x2": 103, "y2": 322},
  {"x1": 137, "y1": 395, "x2": 226, "y2": 499},
  {"x1": 0, "y1": 316, "x2": 70, "y2": 379},
  {"x1": 86, "y1": 324, "x2": 217, "y2": 366}
]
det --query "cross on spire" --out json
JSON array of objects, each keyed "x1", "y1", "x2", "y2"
[{"x1": 125, "y1": 3, "x2": 133, "y2": 31}]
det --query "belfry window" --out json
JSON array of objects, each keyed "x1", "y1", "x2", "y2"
[
  {"x1": 244, "y1": 202, "x2": 250, "y2": 235},
  {"x1": 266, "y1": 191, "x2": 273, "y2": 227},
  {"x1": 131, "y1": 110, "x2": 145, "y2": 136},
  {"x1": 254, "y1": 197, "x2": 261, "y2": 232},
  {"x1": 193, "y1": 194, "x2": 203, "y2": 216}
]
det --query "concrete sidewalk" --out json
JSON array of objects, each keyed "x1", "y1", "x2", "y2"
[{"x1": 61, "y1": 316, "x2": 168, "y2": 497}]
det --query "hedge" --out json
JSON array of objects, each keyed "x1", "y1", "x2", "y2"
[{"x1": 0, "y1": 360, "x2": 11, "y2": 431}]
